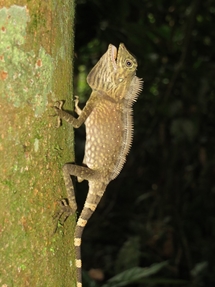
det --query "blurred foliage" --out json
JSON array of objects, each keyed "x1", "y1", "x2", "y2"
[{"x1": 73, "y1": 0, "x2": 215, "y2": 286}]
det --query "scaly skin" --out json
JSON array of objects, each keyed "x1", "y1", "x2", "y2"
[{"x1": 54, "y1": 43, "x2": 143, "y2": 287}]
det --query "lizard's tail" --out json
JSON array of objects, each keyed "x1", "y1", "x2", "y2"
[{"x1": 74, "y1": 182, "x2": 106, "y2": 287}]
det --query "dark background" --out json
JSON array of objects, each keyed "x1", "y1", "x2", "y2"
[{"x1": 73, "y1": 0, "x2": 215, "y2": 286}]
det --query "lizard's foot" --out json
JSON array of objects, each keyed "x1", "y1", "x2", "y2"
[
  {"x1": 74, "y1": 96, "x2": 82, "y2": 115},
  {"x1": 53, "y1": 199, "x2": 74, "y2": 233},
  {"x1": 74, "y1": 96, "x2": 79, "y2": 108},
  {"x1": 54, "y1": 100, "x2": 64, "y2": 110},
  {"x1": 51, "y1": 100, "x2": 65, "y2": 128}
]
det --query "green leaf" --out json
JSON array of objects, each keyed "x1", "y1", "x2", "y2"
[{"x1": 102, "y1": 261, "x2": 168, "y2": 287}]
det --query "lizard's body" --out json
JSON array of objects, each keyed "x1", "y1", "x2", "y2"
[{"x1": 54, "y1": 43, "x2": 142, "y2": 287}]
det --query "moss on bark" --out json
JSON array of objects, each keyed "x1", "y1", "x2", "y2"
[{"x1": 0, "y1": 2, "x2": 76, "y2": 286}]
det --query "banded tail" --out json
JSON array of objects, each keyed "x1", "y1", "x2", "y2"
[{"x1": 74, "y1": 181, "x2": 107, "y2": 287}]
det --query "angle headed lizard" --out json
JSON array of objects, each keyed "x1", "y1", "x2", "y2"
[{"x1": 54, "y1": 43, "x2": 143, "y2": 287}]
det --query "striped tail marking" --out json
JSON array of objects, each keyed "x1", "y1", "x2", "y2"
[{"x1": 74, "y1": 201, "x2": 98, "y2": 287}]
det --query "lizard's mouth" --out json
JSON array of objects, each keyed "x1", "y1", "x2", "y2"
[{"x1": 110, "y1": 44, "x2": 117, "y2": 70}]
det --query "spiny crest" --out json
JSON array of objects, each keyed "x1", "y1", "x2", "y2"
[
  {"x1": 110, "y1": 76, "x2": 143, "y2": 180},
  {"x1": 125, "y1": 76, "x2": 143, "y2": 104}
]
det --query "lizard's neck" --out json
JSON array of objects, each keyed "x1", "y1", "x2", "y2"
[{"x1": 94, "y1": 89, "x2": 118, "y2": 103}]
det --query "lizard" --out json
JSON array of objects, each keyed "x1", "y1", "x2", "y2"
[{"x1": 54, "y1": 43, "x2": 143, "y2": 287}]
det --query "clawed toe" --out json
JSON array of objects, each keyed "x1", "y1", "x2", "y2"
[
  {"x1": 51, "y1": 101, "x2": 65, "y2": 128},
  {"x1": 53, "y1": 199, "x2": 73, "y2": 233},
  {"x1": 54, "y1": 100, "x2": 64, "y2": 110}
]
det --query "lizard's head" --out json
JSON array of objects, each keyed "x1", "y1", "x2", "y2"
[
  {"x1": 87, "y1": 43, "x2": 139, "y2": 100},
  {"x1": 110, "y1": 43, "x2": 138, "y2": 76}
]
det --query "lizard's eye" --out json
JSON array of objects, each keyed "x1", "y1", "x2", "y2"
[{"x1": 125, "y1": 59, "x2": 133, "y2": 67}]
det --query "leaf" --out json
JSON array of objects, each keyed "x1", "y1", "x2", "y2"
[
  {"x1": 115, "y1": 236, "x2": 141, "y2": 273},
  {"x1": 101, "y1": 261, "x2": 168, "y2": 287},
  {"x1": 191, "y1": 261, "x2": 208, "y2": 277}
]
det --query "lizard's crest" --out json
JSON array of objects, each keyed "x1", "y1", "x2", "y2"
[{"x1": 87, "y1": 43, "x2": 139, "y2": 101}]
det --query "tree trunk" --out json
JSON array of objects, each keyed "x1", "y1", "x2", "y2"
[{"x1": 0, "y1": 1, "x2": 76, "y2": 286}]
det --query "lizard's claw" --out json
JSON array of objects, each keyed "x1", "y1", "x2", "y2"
[
  {"x1": 74, "y1": 96, "x2": 82, "y2": 115},
  {"x1": 51, "y1": 100, "x2": 65, "y2": 128},
  {"x1": 74, "y1": 96, "x2": 79, "y2": 113},
  {"x1": 74, "y1": 96, "x2": 79, "y2": 106},
  {"x1": 54, "y1": 100, "x2": 64, "y2": 110},
  {"x1": 53, "y1": 198, "x2": 73, "y2": 233}
]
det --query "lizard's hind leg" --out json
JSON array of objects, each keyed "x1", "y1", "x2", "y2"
[
  {"x1": 54, "y1": 163, "x2": 97, "y2": 227},
  {"x1": 63, "y1": 163, "x2": 98, "y2": 206}
]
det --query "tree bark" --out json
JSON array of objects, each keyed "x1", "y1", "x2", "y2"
[{"x1": 0, "y1": 1, "x2": 76, "y2": 286}]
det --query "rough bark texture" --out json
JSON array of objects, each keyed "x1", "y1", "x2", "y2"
[{"x1": 0, "y1": 1, "x2": 76, "y2": 286}]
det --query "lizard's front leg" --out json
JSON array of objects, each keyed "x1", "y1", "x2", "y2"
[{"x1": 54, "y1": 99, "x2": 93, "y2": 129}]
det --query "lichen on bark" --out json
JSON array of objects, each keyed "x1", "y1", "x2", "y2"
[{"x1": 0, "y1": 2, "x2": 76, "y2": 286}]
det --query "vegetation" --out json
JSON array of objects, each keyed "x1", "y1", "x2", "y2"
[{"x1": 73, "y1": 0, "x2": 215, "y2": 286}]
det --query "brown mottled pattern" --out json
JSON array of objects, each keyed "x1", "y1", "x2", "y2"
[{"x1": 54, "y1": 43, "x2": 143, "y2": 287}]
